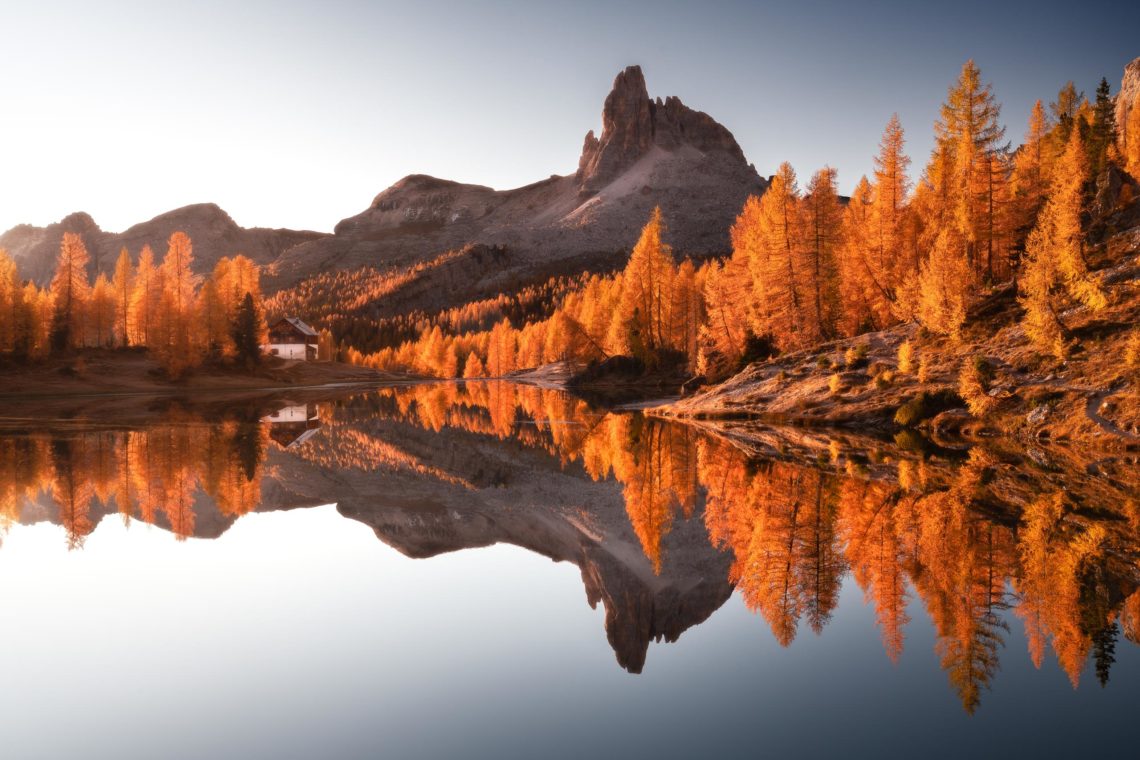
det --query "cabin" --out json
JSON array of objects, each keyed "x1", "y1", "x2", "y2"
[{"x1": 266, "y1": 317, "x2": 318, "y2": 361}]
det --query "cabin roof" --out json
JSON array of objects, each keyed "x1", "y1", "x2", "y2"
[{"x1": 270, "y1": 317, "x2": 319, "y2": 338}]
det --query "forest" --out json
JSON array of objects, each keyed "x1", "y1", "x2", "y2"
[
  {"x1": 0, "y1": 414, "x2": 267, "y2": 547},
  {"x1": 327, "y1": 62, "x2": 1140, "y2": 386},
  {"x1": 0, "y1": 231, "x2": 270, "y2": 377}
]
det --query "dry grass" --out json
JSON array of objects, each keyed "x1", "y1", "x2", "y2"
[{"x1": 898, "y1": 340, "x2": 915, "y2": 374}]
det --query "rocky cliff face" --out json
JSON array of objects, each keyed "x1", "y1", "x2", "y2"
[
  {"x1": 1, "y1": 203, "x2": 326, "y2": 285},
  {"x1": 1, "y1": 212, "x2": 105, "y2": 283},
  {"x1": 1119, "y1": 56, "x2": 1140, "y2": 160},
  {"x1": 576, "y1": 66, "x2": 747, "y2": 194}
]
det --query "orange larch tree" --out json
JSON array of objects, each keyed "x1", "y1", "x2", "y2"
[
  {"x1": 110, "y1": 247, "x2": 134, "y2": 347},
  {"x1": 49, "y1": 232, "x2": 92, "y2": 350},
  {"x1": 871, "y1": 114, "x2": 912, "y2": 295},
  {"x1": 611, "y1": 207, "x2": 676, "y2": 360},
  {"x1": 802, "y1": 167, "x2": 843, "y2": 339},
  {"x1": 129, "y1": 245, "x2": 161, "y2": 346},
  {"x1": 1019, "y1": 128, "x2": 1107, "y2": 357}
]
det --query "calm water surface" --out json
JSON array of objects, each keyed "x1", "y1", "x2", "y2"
[{"x1": 1, "y1": 382, "x2": 1138, "y2": 759}]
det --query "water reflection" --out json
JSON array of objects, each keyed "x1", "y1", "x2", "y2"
[
  {"x1": 2, "y1": 380, "x2": 1139, "y2": 714},
  {"x1": 1, "y1": 413, "x2": 269, "y2": 546}
]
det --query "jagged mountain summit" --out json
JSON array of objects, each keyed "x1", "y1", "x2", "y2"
[{"x1": 576, "y1": 65, "x2": 750, "y2": 193}]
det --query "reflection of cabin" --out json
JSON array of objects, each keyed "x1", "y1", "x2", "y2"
[
  {"x1": 264, "y1": 403, "x2": 322, "y2": 448},
  {"x1": 267, "y1": 317, "x2": 318, "y2": 361}
]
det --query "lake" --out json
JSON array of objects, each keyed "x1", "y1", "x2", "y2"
[{"x1": 1, "y1": 381, "x2": 1137, "y2": 759}]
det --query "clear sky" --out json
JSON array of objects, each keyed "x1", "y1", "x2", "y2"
[{"x1": 1, "y1": 0, "x2": 1138, "y2": 235}]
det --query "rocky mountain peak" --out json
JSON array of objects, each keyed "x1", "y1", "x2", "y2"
[
  {"x1": 58, "y1": 211, "x2": 101, "y2": 234},
  {"x1": 575, "y1": 65, "x2": 750, "y2": 195},
  {"x1": 124, "y1": 202, "x2": 242, "y2": 238},
  {"x1": 575, "y1": 66, "x2": 654, "y2": 193}
]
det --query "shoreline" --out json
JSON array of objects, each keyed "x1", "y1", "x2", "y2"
[{"x1": 0, "y1": 378, "x2": 419, "y2": 403}]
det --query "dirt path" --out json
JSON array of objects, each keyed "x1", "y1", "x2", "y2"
[
  {"x1": 1085, "y1": 389, "x2": 1140, "y2": 441},
  {"x1": 1018, "y1": 373, "x2": 1139, "y2": 442}
]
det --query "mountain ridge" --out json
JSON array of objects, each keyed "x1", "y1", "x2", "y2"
[{"x1": 0, "y1": 202, "x2": 326, "y2": 284}]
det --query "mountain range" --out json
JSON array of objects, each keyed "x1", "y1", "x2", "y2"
[{"x1": 2, "y1": 65, "x2": 766, "y2": 315}]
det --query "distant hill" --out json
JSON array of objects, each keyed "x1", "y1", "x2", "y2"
[{"x1": 1, "y1": 203, "x2": 325, "y2": 284}]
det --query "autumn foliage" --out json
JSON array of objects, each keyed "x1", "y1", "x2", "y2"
[
  {"x1": 0, "y1": 413, "x2": 268, "y2": 547},
  {"x1": 0, "y1": 232, "x2": 268, "y2": 377}
]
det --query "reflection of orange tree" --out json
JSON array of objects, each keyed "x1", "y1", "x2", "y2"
[
  {"x1": 702, "y1": 440, "x2": 845, "y2": 646},
  {"x1": 0, "y1": 414, "x2": 269, "y2": 546},
  {"x1": 597, "y1": 417, "x2": 694, "y2": 573},
  {"x1": 577, "y1": 415, "x2": 702, "y2": 573},
  {"x1": 1014, "y1": 491, "x2": 1109, "y2": 687},
  {"x1": 0, "y1": 436, "x2": 54, "y2": 539},
  {"x1": 693, "y1": 434, "x2": 1135, "y2": 713},
  {"x1": 1121, "y1": 587, "x2": 1140, "y2": 649},
  {"x1": 908, "y1": 452, "x2": 1015, "y2": 714},
  {"x1": 205, "y1": 421, "x2": 269, "y2": 518},
  {"x1": 838, "y1": 478, "x2": 910, "y2": 661},
  {"x1": 699, "y1": 440, "x2": 1012, "y2": 710},
  {"x1": 51, "y1": 438, "x2": 95, "y2": 550}
]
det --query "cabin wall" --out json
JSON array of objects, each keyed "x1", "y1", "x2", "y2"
[{"x1": 267, "y1": 343, "x2": 310, "y2": 361}]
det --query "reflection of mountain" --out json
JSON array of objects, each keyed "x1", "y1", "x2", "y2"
[
  {"x1": 266, "y1": 391, "x2": 734, "y2": 673},
  {"x1": 0, "y1": 391, "x2": 735, "y2": 673},
  {"x1": 5, "y1": 383, "x2": 1140, "y2": 706}
]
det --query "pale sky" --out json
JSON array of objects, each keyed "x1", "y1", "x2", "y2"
[{"x1": 1, "y1": 0, "x2": 1138, "y2": 235}]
